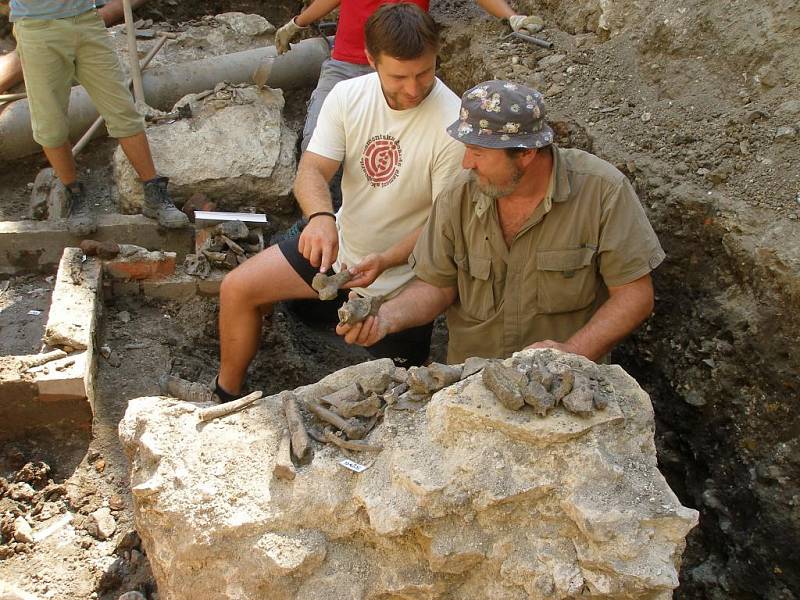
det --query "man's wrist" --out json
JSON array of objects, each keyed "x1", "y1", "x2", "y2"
[
  {"x1": 292, "y1": 15, "x2": 311, "y2": 28},
  {"x1": 307, "y1": 211, "x2": 336, "y2": 222}
]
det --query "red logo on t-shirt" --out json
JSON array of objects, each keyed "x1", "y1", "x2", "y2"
[{"x1": 360, "y1": 135, "x2": 402, "y2": 187}]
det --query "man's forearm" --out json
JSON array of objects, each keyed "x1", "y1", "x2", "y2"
[
  {"x1": 474, "y1": 0, "x2": 515, "y2": 20},
  {"x1": 293, "y1": 153, "x2": 339, "y2": 216},
  {"x1": 295, "y1": 0, "x2": 341, "y2": 27},
  {"x1": 379, "y1": 226, "x2": 423, "y2": 270},
  {"x1": 384, "y1": 279, "x2": 456, "y2": 334},
  {"x1": 561, "y1": 275, "x2": 655, "y2": 361}
]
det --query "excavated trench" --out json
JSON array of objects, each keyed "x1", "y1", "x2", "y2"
[{"x1": 1, "y1": 0, "x2": 799, "y2": 598}]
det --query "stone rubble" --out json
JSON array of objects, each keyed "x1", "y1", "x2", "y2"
[{"x1": 120, "y1": 349, "x2": 699, "y2": 600}]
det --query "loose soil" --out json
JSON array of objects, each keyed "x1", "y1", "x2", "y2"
[{"x1": 1, "y1": 0, "x2": 799, "y2": 598}]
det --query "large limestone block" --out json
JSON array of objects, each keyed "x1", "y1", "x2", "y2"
[
  {"x1": 119, "y1": 352, "x2": 698, "y2": 600},
  {"x1": 113, "y1": 86, "x2": 296, "y2": 216}
]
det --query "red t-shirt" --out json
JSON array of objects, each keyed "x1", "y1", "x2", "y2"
[{"x1": 331, "y1": 0, "x2": 431, "y2": 65}]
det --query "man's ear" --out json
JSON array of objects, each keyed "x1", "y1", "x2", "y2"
[
  {"x1": 365, "y1": 50, "x2": 379, "y2": 70},
  {"x1": 517, "y1": 148, "x2": 538, "y2": 168}
]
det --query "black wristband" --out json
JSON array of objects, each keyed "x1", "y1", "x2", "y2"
[{"x1": 307, "y1": 211, "x2": 336, "y2": 222}]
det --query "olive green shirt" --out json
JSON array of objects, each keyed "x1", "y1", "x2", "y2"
[{"x1": 410, "y1": 145, "x2": 666, "y2": 364}]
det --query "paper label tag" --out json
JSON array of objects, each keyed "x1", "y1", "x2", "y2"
[
  {"x1": 340, "y1": 459, "x2": 368, "y2": 473},
  {"x1": 27, "y1": 309, "x2": 42, "y2": 315}
]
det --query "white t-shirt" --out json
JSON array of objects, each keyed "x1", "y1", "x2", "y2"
[{"x1": 307, "y1": 73, "x2": 464, "y2": 297}]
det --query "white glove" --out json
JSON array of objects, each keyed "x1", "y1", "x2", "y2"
[
  {"x1": 508, "y1": 14, "x2": 545, "y2": 34},
  {"x1": 274, "y1": 17, "x2": 307, "y2": 54}
]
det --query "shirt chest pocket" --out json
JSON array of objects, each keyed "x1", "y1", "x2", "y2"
[
  {"x1": 535, "y1": 247, "x2": 597, "y2": 314},
  {"x1": 455, "y1": 253, "x2": 495, "y2": 321}
]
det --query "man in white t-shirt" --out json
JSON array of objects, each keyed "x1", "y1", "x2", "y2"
[{"x1": 161, "y1": 3, "x2": 464, "y2": 403}]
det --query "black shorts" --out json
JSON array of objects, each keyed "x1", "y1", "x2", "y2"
[{"x1": 277, "y1": 236, "x2": 433, "y2": 367}]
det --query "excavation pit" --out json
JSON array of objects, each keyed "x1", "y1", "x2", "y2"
[{"x1": 0, "y1": 0, "x2": 799, "y2": 598}]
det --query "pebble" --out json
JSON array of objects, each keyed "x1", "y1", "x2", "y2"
[
  {"x1": 13, "y1": 516, "x2": 35, "y2": 543},
  {"x1": 774, "y1": 126, "x2": 796, "y2": 141},
  {"x1": 117, "y1": 310, "x2": 131, "y2": 323},
  {"x1": 776, "y1": 99, "x2": 800, "y2": 116},
  {"x1": 85, "y1": 507, "x2": 117, "y2": 540},
  {"x1": 118, "y1": 593, "x2": 146, "y2": 600},
  {"x1": 641, "y1": 112, "x2": 652, "y2": 122}
]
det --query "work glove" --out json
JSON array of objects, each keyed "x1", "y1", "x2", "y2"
[
  {"x1": 508, "y1": 14, "x2": 545, "y2": 34},
  {"x1": 274, "y1": 17, "x2": 307, "y2": 54}
]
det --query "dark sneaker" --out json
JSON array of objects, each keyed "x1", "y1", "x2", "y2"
[
  {"x1": 159, "y1": 374, "x2": 214, "y2": 403},
  {"x1": 143, "y1": 176, "x2": 189, "y2": 229},
  {"x1": 65, "y1": 182, "x2": 97, "y2": 236}
]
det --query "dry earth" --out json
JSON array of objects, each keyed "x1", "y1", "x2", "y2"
[{"x1": 0, "y1": 0, "x2": 799, "y2": 598}]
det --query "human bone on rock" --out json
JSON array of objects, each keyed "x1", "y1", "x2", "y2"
[{"x1": 119, "y1": 350, "x2": 698, "y2": 600}]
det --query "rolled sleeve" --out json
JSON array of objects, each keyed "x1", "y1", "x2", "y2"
[
  {"x1": 598, "y1": 177, "x2": 666, "y2": 287},
  {"x1": 410, "y1": 189, "x2": 459, "y2": 288}
]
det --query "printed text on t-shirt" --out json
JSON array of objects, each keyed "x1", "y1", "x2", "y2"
[{"x1": 360, "y1": 135, "x2": 403, "y2": 187}]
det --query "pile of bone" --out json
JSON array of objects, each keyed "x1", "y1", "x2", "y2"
[
  {"x1": 184, "y1": 220, "x2": 264, "y2": 277},
  {"x1": 482, "y1": 355, "x2": 611, "y2": 416}
]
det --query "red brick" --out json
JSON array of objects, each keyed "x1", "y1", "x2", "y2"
[{"x1": 104, "y1": 252, "x2": 176, "y2": 281}]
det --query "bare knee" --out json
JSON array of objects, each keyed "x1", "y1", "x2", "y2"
[{"x1": 220, "y1": 268, "x2": 255, "y2": 309}]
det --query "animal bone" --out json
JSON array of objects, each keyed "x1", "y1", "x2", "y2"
[
  {"x1": 282, "y1": 391, "x2": 313, "y2": 465},
  {"x1": 274, "y1": 432, "x2": 296, "y2": 480},
  {"x1": 307, "y1": 401, "x2": 366, "y2": 440},
  {"x1": 482, "y1": 361, "x2": 526, "y2": 410},
  {"x1": 312, "y1": 270, "x2": 352, "y2": 301},
  {"x1": 524, "y1": 380, "x2": 555, "y2": 416},
  {"x1": 337, "y1": 294, "x2": 384, "y2": 326},
  {"x1": 324, "y1": 431, "x2": 383, "y2": 452},
  {"x1": 198, "y1": 391, "x2": 263, "y2": 422},
  {"x1": 562, "y1": 375, "x2": 594, "y2": 415}
]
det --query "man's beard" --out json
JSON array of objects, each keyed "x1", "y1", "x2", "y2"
[{"x1": 469, "y1": 163, "x2": 523, "y2": 200}]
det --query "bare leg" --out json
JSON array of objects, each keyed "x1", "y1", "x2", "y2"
[
  {"x1": 118, "y1": 131, "x2": 157, "y2": 181},
  {"x1": 42, "y1": 142, "x2": 78, "y2": 186},
  {"x1": 0, "y1": 51, "x2": 23, "y2": 94},
  {"x1": 217, "y1": 245, "x2": 318, "y2": 394},
  {"x1": 97, "y1": 0, "x2": 148, "y2": 27}
]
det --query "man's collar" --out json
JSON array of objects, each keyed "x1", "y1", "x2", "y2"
[{"x1": 550, "y1": 144, "x2": 571, "y2": 203}]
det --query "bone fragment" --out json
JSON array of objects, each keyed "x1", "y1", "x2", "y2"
[
  {"x1": 461, "y1": 356, "x2": 488, "y2": 379},
  {"x1": 324, "y1": 431, "x2": 383, "y2": 452},
  {"x1": 23, "y1": 349, "x2": 67, "y2": 367},
  {"x1": 198, "y1": 390, "x2": 263, "y2": 422},
  {"x1": 337, "y1": 294, "x2": 384, "y2": 326},
  {"x1": 311, "y1": 270, "x2": 352, "y2": 301},
  {"x1": 382, "y1": 382, "x2": 409, "y2": 405},
  {"x1": 391, "y1": 367, "x2": 409, "y2": 384},
  {"x1": 524, "y1": 380, "x2": 555, "y2": 416},
  {"x1": 482, "y1": 361, "x2": 526, "y2": 410},
  {"x1": 282, "y1": 391, "x2": 313, "y2": 465},
  {"x1": 562, "y1": 375, "x2": 594, "y2": 415},
  {"x1": 593, "y1": 388, "x2": 609, "y2": 410},
  {"x1": 321, "y1": 382, "x2": 363, "y2": 409},
  {"x1": 359, "y1": 371, "x2": 394, "y2": 394},
  {"x1": 213, "y1": 220, "x2": 249, "y2": 240},
  {"x1": 529, "y1": 364, "x2": 554, "y2": 388},
  {"x1": 335, "y1": 394, "x2": 383, "y2": 419},
  {"x1": 219, "y1": 234, "x2": 245, "y2": 255},
  {"x1": 427, "y1": 362, "x2": 463, "y2": 388},
  {"x1": 307, "y1": 427, "x2": 327, "y2": 443},
  {"x1": 307, "y1": 401, "x2": 366, "y2": 440},
  {"x1": 274, "y1": 432, "x2": 296, "y2": 480},
  {"x1": 548, "y1": 365, "x2": 575, "y2": 401}
]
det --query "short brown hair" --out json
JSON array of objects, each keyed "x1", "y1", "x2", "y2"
[{"x1": 365, "y1": 3, "x2": 439, "y2": 62}]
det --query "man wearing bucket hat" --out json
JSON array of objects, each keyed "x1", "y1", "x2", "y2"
[{"x1": 337, "y1": 80, "x2": 666, "y2": 363}]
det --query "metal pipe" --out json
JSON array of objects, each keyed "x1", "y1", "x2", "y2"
[
  {"x1": 510, "y1": 31, "x2": 554, "y2": 49},
  {"x1": 0, "y1": 36, "x2": 331, "y2": 162}
]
